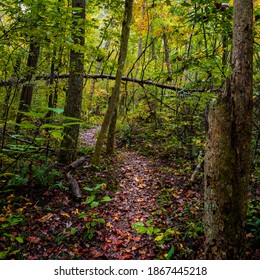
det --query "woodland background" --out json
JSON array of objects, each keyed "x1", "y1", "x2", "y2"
[{"x1": 0, "y1": 0, "x2": 259, "y2": 260}]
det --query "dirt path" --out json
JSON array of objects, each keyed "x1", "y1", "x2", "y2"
[
  {"x1": 92, "y1": 150, "x2": 161, "y2": 259},
  {"x1": 80, "y1": 125, "x2": 101, "y2": 147},
  {"x1": 80, "y1": 127, "x2": 162, "y2": 259},
  {"x1": 2, "y1": 127, "x2": 256, "y2": 260}
]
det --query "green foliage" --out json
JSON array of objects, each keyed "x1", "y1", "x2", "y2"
[
  {"x1": 1, "y1": 214, "x2": 24, "y2": 229},
  {"x1": 0, "y1": 213, "x2": 25, "y2": 259},
  {"x1": 4, "y1": 161, "x2": 61, "y2": 189},
  {"x1": 7, "y1": 174, "x2": 28, "y2": 188},
  {"x1": 31, "y1": 164, "x2": 61, "y2": 188},
  {"x1": 132, "y1": 219, "x2": 180, "y2": 245},
  {"x1": 183, "y1": 221, "x2": 204, "y2": 240},
  {"x1": 6, "y1": 164, "x2": 29, "y2": 187},
  {"x1": 78, "y1": 212, "x2": 105, "y2": 240},
  {"x1": 0, "y1": 0, "x2": 259, "y2": 260},
  {"x1": 83, "y1": 183, "x2": 112, "y2": 209},
  {"x1": 247, "y1": 202, "x2": 260, "y2": 247}
]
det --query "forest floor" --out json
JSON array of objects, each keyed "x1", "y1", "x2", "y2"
[{"x1": 0, "y1": 126, "x2": 259, "y2": 259}]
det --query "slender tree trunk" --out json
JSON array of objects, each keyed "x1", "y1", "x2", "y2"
[
  {"x1": 45, "y1": 48, "x2": 57, "y2": 119},
  {"x1": 16, "y1": 40, "x2": 40, "y2": 125},
  {"x1": 92, "y1": 0, "x2": 133, "y2": 166},
  {"x1": 88, "y1": 38, "x2": 111, "y2": 117},
  {"x1": 106, "y1": 107, "x2": 118, "y2": 155},
  {"x1": 59, "y1": 0, "x2": 85, "y2": 164},
  {"x1": 204, "y1": 0, "x2": 253, "y2": 259},
  {"x1": 2, "y1": 55, "x2": 21, "y2": 120},
  {"x1": 162, "y1": 32, "x2": 172, "y2": 76}
]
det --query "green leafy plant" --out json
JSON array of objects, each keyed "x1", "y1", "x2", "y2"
[
  {"x1": 78, "y1": 212, "x2": 105, "y2": 240},
  {"x1": 83, "y1": 183, "x2": 112, "y2": 208},
  {"x1": 132, "y1": 219, "x2": 180, "y2": 244},
  {"x1": 7, "y1": 164, "x2": 29, "y2": 187},
  {"x1": 0, "y1": 214, "x2": 25, "y2": 259},
  {"x1": 247, "y1": 202, "x2": 260, "y2": 246},
  {"x1": 183, "y1": 221, "x2": 204, "y2": 240},
  {"x1": 31, "y1": 164, "x2": 60, "y2": 188}
]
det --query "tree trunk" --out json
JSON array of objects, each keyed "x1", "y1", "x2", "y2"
[
  {"x1": 59, "y1": 0, "x2": 85, "y2": 164},
  {"x1": 92, "y1": 0, "x2": 133, "y2": 166},
  {"x1": 106, "y1": 107, "x2": 118, "y2": 155},
  {"x1": 162, "y1": 32, "x2": 172, "y2": 76},
  {"x1": 16, "y1": 40, "x2": 40, "y2": 125},
  {"x1": 204, "y1": 0, "x2": 253, "y2": 259},
  {"x1": 88, "y1": 38, "x2": 111, "y2": 117}
]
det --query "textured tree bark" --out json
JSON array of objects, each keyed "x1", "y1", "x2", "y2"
[
  {"x1": 59, "y1": 0, "x2": 85, "y2": 164},
  {"x1": 162, "y1": 32, "x2": 172, "y2": 76},
  {"x1": 16, "y1": 40, "x2": 40, "y2": 125},
  {"x1": 106, "y1": 107, "x2": 118, "y2": 155},
  {"x1": 204, "y1": 0, "x2": 253, "y2": 259},
  {"x1": 92, "y1": 0, "x2": 133, "y2": 166}
]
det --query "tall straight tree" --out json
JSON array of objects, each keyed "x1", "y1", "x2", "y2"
[
  {"x1": 59, "y1": 0, "x2": 85, "y2": 163},
  {"x1": 16, "y1": 39, "x2": 40, "y2": 125},
  {"x1": 204, "y1": 0, "x2": 253, "y2": 259},
  {"x1": 93, "y1": 0, "x2": 134, "y2": 166}
]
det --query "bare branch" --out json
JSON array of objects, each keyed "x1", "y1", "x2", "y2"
[{"x1": 0, "y1": 73, "x2": 220, "y2": 94}]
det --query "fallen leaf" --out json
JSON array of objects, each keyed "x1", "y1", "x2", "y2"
[
  {"x1": 106, "y1": 222, "x2": 113, "y2": 228},
  {"x1": 28, "y1": 236, "x2": 41, "y2": 243},
  {"x1": 101, "y1": 243, "x2": 110, "y2": 251},
  {"x1": 132, "y1": 235, "x2": 142, "y2": 242},
  {"x1": 90, "y1": 247, "x2": 103, "y2": 259},
  {"x1": 60, "y1": 211, "x2": 70, "y2": 219},
  {"x1": 131, "y1": 245, "x2": 139, "y2": 251},
  {"x1": 38, "y1": 213, "x2": 54, "y2": 222},
  {"x1": 118, "y1": 253, "x2": 132, "y2": 260}
]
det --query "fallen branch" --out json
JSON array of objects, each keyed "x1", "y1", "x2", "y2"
[
  {"x1": 0, "y1": 73, "x2": 220, "y2": 93},
  {"x1": 65, "y1": 156, "x2": 87, "y2": 198},
  {"x1": 190, "y1": 151, "x2": 204, "y2": 183}
]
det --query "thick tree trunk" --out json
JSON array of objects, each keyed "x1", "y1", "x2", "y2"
[
  {"x1": 92, "y1": 0, "x2": 133, "y2": 166},
  {"x1": 59, "y1": 0, "x2": 85, "y2": 164},
  {"x1": 204, "y1": 0, "x2": 253, "y2": 259},
  {"x1": 16, "y1": 40, "x2": 40, "y2": 125}
]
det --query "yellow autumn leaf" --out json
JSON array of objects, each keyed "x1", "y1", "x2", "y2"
[
  {"x1": 106, "y1": 222, "x2": 113, "y2": 228},
  {"x1": 61, "y1": 212, "x2": 71, "y2": 219}
]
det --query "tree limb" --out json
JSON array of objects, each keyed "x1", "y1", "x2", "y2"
[
  {"x1": 0, "y1": 73, "x2": 220, "y2": 94},
  {"x1": 65, "y1": 156, "x2": 87, "y2": 198}
]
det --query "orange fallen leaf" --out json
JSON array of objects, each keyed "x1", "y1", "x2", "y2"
[
  {"x1": 132, "y1": 235, "x2": 142, "y2": 242},
  {"x1": 106, "y1": 222, "x2": 113, "y2": 228},
  {"x1": 60, "y1": 211, "x2": 70, "y2": 219},
  {"x1": 131, "y1": 245, "x2": 139, "y2": 251},
  {"x1": 38, "y1": 213, "x2": 54, "y2": 222}
]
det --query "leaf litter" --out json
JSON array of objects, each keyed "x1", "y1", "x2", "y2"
[{"x1": 0, "y1": 127, "x2": 258, "y2": 260}]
